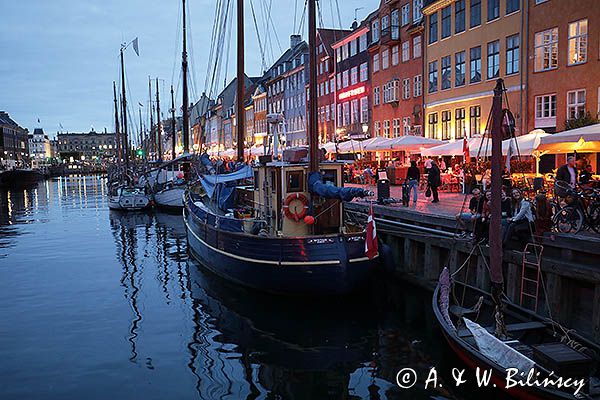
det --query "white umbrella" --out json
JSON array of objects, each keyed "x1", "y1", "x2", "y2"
[
  {"x1": 421, "y1": 137, "x2": 487, "y2": 157},
  {"x1": 337, "y1": 139, "x2": 364, "y2": 153},
  {"x1": 537, "y1": 123, "x2": 600, "y2": 153},
  {"x1": 321, "y1": 142, "x2": 337, "y2": 153},
  {"x1": 392, "y1": 136, "x2": 443, "y2": 152},
  {"x1": 502, "y1": 129, "x2": 549, "y2": 156},
  {"x1": 362, "y1": 137, "x2": 393, "y2": 151}
]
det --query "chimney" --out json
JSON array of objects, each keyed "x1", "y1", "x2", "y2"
[{"x1": 290, "y1": 34, "x2": 302, "y2": 49}]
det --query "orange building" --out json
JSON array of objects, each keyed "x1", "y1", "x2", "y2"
[
  {"x1": 527, "y1": 0, "x2": 600, "y2": 135},
  {"x1": 316, "y1": 28, "x2": 350, "y2": 144},
  {"x1": 370, "y1": 0, "x2": 425, "y2": 139},
  {"x1": 423, "y1": 0, "x2": 525, "y2": 140}
]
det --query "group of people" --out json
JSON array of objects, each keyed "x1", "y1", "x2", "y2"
[
  {"x1": 456, "y1": 186, "x2": 548, "y2": 247},
  {"x1": 555, "y1": 156, "x2": 596, "y2": 188}
]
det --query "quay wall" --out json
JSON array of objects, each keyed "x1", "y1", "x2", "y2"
[{"x1": 346, "y1": 202, "x2": 600, "y2": 342}]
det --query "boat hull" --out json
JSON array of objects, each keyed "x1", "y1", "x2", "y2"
[
  {"x1": 108, "y1": 194, "x2": 151, "y2": 211},
  {"x1": 184, "y1": 198, "x2": 375, "y2": 296},
  {"x1": 0, "y1": 169, "x2": 44, "y2": 188},
  {"x1": 154, "y1": 187, "x2": 185, "y2": 210}
]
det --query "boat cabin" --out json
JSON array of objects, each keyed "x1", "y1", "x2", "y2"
[{"x1": 250, "y1": 161, "x2": 344, "y2": 237}]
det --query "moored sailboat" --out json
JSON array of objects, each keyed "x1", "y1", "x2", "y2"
[{"x1": 184, "y1": 0, "x2": 377, "y2": 295}]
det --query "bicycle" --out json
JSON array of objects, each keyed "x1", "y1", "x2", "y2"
[{"x1": 552, "y1": 186, "x2": 600, "y2": 234}]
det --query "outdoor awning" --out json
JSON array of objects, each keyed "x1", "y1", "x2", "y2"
[
  {"x1": 421, "y1": 137, "x2": 485, "y2": 157},
  {"x1": 502, "y1": 129, "x2": 549, "y2": 156},
  {"x1": 336, "y1": 139, "x2": 365, "y2": 153},
  {"x1": 537, "y1": 123, "x2": 600, "y2": 153}
]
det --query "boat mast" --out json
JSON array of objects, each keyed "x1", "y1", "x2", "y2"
[
  {"x1": 307, "y1": 0, "x2": 318, "y2": 173},
  {"x1": 156, "y1": 78, "x2": 163, "y2": 162},
  {"x1": 171, "y1": 85, "x2": 177, "y2": 160},
  {"x1": 236, "y1": 0, "x2": 245, "y2": 162},
  {"x1": 138, "y1": 106, "x2": 144, "y2": 160},
  {"x1": 113, "y1": 81, "x2": 121, "y2": 165},
  {"x1": 490, "y1": 79, "x2": 506, "y2": 336},
  {"x1": 149, "y1": 77, "x2": 155, "y2": 161},
  {"x1": 120, "y1": 46, "x2": 130, "y2": 172},
  {"x1": 182, "y1": 0, "x2": 190, "y2": 154}
]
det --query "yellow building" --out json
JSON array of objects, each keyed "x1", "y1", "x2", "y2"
[{"x1": 423, "y1": 0, "x2": 525, "y2": 141}]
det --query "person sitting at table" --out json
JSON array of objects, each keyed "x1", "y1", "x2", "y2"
[
  {"x1": 456, "y1": 188, "x2": 485, "y2": 235},
  {"x1": 502, "y1": 188, "x2": 535, "y2": 247},
  {"x1": 579, "y1": 164, "x2": 594, "y2": 185}
]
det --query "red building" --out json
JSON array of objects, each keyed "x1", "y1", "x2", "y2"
[
  {"x1": 369, "y1": 0, "x2": 424, "y2": 139},
  {"x1": 316, "y1": 28, "x2": 350, "y2": 144}
]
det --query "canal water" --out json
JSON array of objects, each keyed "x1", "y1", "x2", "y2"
[{"x1": 0, "y1": 176, "x2": 504, "y2": 400}]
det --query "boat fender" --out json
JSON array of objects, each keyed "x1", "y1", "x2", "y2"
[{"x1": 282, "y1": 193, "x2": 309, "y2": 222}]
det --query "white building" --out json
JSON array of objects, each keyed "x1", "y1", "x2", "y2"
[{"x1": 28, "y1": 128, "x2": 52, "y2": 161}]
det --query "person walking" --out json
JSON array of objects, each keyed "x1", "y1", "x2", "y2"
[
  {"x1": 406, "y1": 160, "x2": 420, "y2": 205},
  {"x1": 428, "y1": 160, "x2": 441, "y2": 203}
]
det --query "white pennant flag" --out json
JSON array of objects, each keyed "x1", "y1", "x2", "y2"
[
  {"x1": 506, "y1": 139, "x2": 516, "y2": 173},
  {"x1": 132, "y1": 37, "x2": 140, "y2": 56}
]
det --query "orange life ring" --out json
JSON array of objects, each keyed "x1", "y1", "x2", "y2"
[{"x1": 282, "y1": 193, "x2": 309, "y2": 222}]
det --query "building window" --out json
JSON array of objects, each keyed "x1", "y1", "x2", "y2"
[
  {"x1": 455, "y1": 51, "x2": 466, "y2": 86},
  {"x1": 568, "y1": 19, "x2": 588, "y2": 65},
  {"x1": 393, "y1": 118, "x2": 401, "y2": 137},
  {"x1": 487, "y1": 0, "x2": 499, "y2": 21},
  {"x1": 372, "y1": 20, "x2": 380, "y2": 43},
  {"x1": 413, "y1": 0, "x2": 423, "y2": 21},
  {"x1": 403, "y1": 78, "x2": 411, "y2": 99},
  {"x1": 331, "y1": 77, "x2": 335, "y2": 92},
  {"x1": 351, "y1": 99, "x2": 360, "y2": 124},
  {"x1": 392, "y1": 9, "x2": 400, "y2": 39},
  {"x1": 374, "y1": 86, "x2": 381, "y2": 106},
  {"x1": 470, "y1": 0, "x2": 481, "y2": 28},
  {"x1": 441, "y1": 6, "x2": 451, "y2": 39},
  {"x1": 506, "y1": 34, "x2": 520, "y2": 75},
  {"x1": 441, "y1": 110, "x2": 452, "y2": 140},
  {"x1": 534, "y1": 28, "x2": 558, "y2": 72},
  {"x1": 342, "y1": 70, "x2": 349, "y2": 88},
  {"x1": 401, "y1": 4, "x2": 410, "y2": 26},
  {"x1": 350, "y1": 39, "x2": 357, "y2": 57},
  {"x1": 470, "y1": 46, "x2": 481, "y2": 83},
  {"x1": 428, "y1": 61, "x2": 438, "y2": 93},
  {"x1": 455, "y1": 108, "x2": 466, "y2": 138},
  {"x1": 429, "y1": 12, "x2": 438, "y2": 44},
  {"x1": 359, "y1": 34, "x2": 368, "y2": 52},
  {"x1": 402, "y1": 41, "x2": 410, "y2": 62},
  {"x1": 373, "y1": 53, "x2": 380, "y2": 72},
  {"x1": 360, "y1": 62, "x2": 368, "y2": 82},
  {"x1": 374, "y1": 121, "x2": 381, "y2": 136},
  {"x1": 392, "y1": 45, "x2": 399, "y2": 65},
  {"x1": 413, "y1": 36, "x2": 422, "y2": 58},
  {"x1": 487, "y1": 40, "x2": 500, "y2": 79},
  {"x1": 382, "y1": 15, "x2": 390, "y2": 36},
  {"x1": 414, "y1": 74, "x2": 423, "y2": 97},
  {"x1": 383, "y1": 120, "x2": 391, "y2": 138},
  {"x1": 455, "y1": 0, "x2": 465, "y2": 33},
  {"x1": 441, "y1": 55, "x2": 451, "y2": 89},
  {"x1": 343, "y1": 102, "x2": 351, "y2": 125},
  {"x1": 350, "y1": 66, "x2": 358, "y2": 85},
  {"x1": 469, "y1": 106, "x2": 481, "y2": 135},
  {"x1": 382, "y1": 49, "x2": 390, "y2": 69},
  {"x1": 535, "y1": 94, "x2": 556, "y2": 122},
  {"x1": 428, "y1": 113, "x2": 438, "y2": 139},
  {"x1": 506, "y1": 0, "x2": 519, "y2": 14},
  {"x1": 360, "y1": 97, "x2": 369, "y2": 123},
  {"x1": 567, "y1": 90, "x2": 586, "y2": 120}
]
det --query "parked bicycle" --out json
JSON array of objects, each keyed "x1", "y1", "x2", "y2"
[{"x1": 552, "y1": 186, "x2": 600, "y2": 234}]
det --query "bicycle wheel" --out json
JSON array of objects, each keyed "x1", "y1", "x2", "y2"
[
  {"x1": 553, "y1": 206, "x2": 584, "y2": 234},
  {"x1": 588, "y1": 203, "x2": 600, "y2": 233}
]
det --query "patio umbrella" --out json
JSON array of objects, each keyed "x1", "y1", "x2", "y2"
[
  {"x1": 501, "y1": 129, "x2": 549, "y2": 156},
  {"x1": 337, "y1": 139, "x2": 364, "y2": 153},
  {"x1": 421, "y1": 137, "x2": 487, "y2": 158},
  {"x1": 537, "y1": 123, "x2": 600, "y2": 153},
  {"x1": 362, "y1": 137, "x2": 393, "y2": 151},
  {"x1": 320, "y1": 142, "x2": 337, "y2": 153}
]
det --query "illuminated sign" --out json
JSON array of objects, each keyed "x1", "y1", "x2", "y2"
[{"x1": 338, "y1": 86, "x2": 366, "y2": 101}]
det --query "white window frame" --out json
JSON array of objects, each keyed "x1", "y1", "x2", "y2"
[
  {"x1": 568, "y1": 19, "x2": 588, "y2": 66},
  {"x1": 402, "y1": 41, "x2": 410, "y2": 62},
  {"x1": 392, "y1": 45, "x2": 399, "y2": 66},
  {"x1": 413, "y1": 74, "x2": 422, "y2": 97},
  {"x1": 382, "y1": 49, "x2": 390, "y2": 70},
  {"x1": 402, "y1": 78, "x2": 410, "y2": 100},
  {"x1": 401, "y1": 4, "x2": 410, "y2": 26},
  {"x1": 534, "y1": 28, "x2": 558, "y2": 72},
  {"x1": 413, "y1": 36, "x2": 422, "y2": 59},
  {"x1": 360, "y1": 97, "x2": 369, "y2": 123},
  {"x1": 567, "y1": 89, "x2": 586, "y2": 120},
  {"x1": 373, "y1": 53, "x2": 380, "y2": 72},
  {"x1": 413, "y1": 0, "x2": 423, "y2": 22},
  {"x1": 360, "y1": 62, "x2": 368, "y2": 82},
  {"x1": 393, "y1": 118, "x2": 401, "y2": 137}
]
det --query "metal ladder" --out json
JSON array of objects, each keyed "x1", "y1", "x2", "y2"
[{"x1": 520, "y1": 243, "x2": 544, "y2": 312}]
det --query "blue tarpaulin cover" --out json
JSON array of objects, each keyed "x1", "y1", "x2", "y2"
[
  {"x1": 308, "y1": 172, "x2": 370, "y2": 201},
  {"x1": 200, "y1": 165, "x2": 254, "y2": 211}
]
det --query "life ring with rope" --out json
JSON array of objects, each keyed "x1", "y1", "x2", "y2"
[{"x1": 282, "y1": 192, "x2": 309, "y2": 222}]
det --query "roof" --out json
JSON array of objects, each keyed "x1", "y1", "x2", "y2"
[
  {"x1": 0, "y1": 111, "x2": 20, "y2": 127},
  {"x1": 317, "y1": 28, "x2": 352, "y2": 58},
  {"x1": 33, "y1": 128, "x2": 45, "y2": 135}
]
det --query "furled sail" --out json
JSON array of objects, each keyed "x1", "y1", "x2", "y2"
[{"x1": 308, "y1": 172, "x2": 371, "y2": 201}]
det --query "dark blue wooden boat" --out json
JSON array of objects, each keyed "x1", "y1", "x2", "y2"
[{"x1": 184, "y1": 186, "x2": 375, "y2": 296}]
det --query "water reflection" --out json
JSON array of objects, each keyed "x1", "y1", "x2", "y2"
[{"x1": 2, "y1": 176, "x2": 493, "y2": 399}]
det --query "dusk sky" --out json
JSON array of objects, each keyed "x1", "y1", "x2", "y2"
[{"x1": 1, "y1": 0, "x2": 378, "y2": 137}]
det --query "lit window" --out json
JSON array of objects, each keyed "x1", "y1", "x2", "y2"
[
  {"x1": 568, "y1": 19, "x2": 587, "y2": 65},
  {"x1": 534, "y1": 28, "x2": 558, "y2": 72},
  {"x1": 567, "y1": 90, "x2": 586, "y2": 120}
]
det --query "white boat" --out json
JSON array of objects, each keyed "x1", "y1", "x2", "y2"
[
  {"x1": 108, "y1": 185, "x2": 151, "y2": 211},
  {"x1": 145, "y1": 154, "x2": 192, "y2": 210}
]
